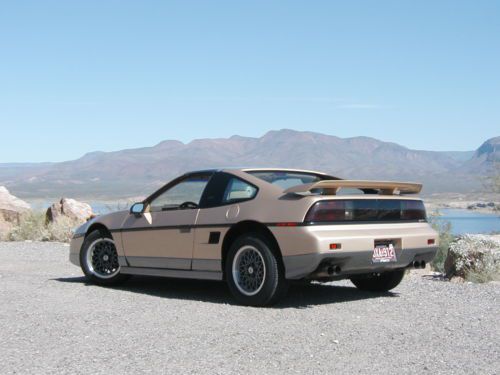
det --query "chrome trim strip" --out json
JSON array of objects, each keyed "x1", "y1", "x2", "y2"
[{"x1": 120, "y1": 266, "x2": 223, "y2": 281}]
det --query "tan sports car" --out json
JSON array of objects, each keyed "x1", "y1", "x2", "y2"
[{"x1": 70, "y1": 168, "x2": 438, "y2": 306}]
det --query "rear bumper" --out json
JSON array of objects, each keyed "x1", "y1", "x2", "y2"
[
  {"x1": 270, "y1": 222, "x2": 438, "y2": 279},
  {"x1": 283, "y1": 247, "x2": 437, "y2": 279}
]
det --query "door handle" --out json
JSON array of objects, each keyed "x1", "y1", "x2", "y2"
[{"x1": 179, "y1": 226, "x2": 191, "y2": 233}]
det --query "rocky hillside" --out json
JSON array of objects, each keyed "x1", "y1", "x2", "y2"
[
  {"x1": 459, "y1": 136, "x2": 500, "y2": 173},
  {"x1": 0, "y1": 130, "x2": 498, "y2": 199}
]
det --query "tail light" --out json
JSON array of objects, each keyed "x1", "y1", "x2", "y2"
[
  {"x1": 304, "y1": 199, "x2": 427, "y2": 223},
  {"x1": 305, "y1": 201, "x2": 346, "y2": 222}
]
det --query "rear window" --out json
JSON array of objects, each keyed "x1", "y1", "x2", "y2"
[{"x1": 248, "y1": 171, "x2": 324, "y2": 189}]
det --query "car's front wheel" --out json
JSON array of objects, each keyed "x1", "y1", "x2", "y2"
[
  {"x1": 225, "y1": 234, "x2": 288, "y2": 306},
  {"x1": 80, "y1": 230, "x2": 129, "y2": 286},
  {"x1": 350, "y1": 269, "x2": 405, "y2": 292}
]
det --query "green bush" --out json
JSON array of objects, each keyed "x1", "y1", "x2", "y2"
[
  {"x1": 7, "y1": 211, "x2": 77, "y2": 243},
  {"x1": 428, "y1": 212, "x2": 455, "y2": 272}
]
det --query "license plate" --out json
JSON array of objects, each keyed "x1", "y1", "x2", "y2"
[{"x1": 372, "y1": 243, "x2": 397, "y2": 263}]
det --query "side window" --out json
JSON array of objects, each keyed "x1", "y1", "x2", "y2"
[
  {"x1": 222, "y1": 178, "x2": 257, "y2": 204},
  {"x1": 149, "y1": 175, "x2": 211, "y2": 212}
]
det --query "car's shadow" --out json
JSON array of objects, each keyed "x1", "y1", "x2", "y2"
[{"x1": 54, "y1": 276, "x2": 398, "y2": 308}]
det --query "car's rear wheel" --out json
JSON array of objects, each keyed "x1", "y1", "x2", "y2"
[
  {"x1": 350, "y1": 269, "x2": 405, "y2": 292},
  {"x1": 225, "y1": 234, "x2": 288, "y2": 306},
  {"x1": 80, "y1": 230, "x2": 129, "y2": 286}
]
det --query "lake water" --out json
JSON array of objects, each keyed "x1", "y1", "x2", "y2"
[{"x1": 432, "y1": 209, "x2": 500, "y2": 235}]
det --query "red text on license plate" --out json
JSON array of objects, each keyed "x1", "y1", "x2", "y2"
[{"x1": 372, "y1": 244, "x2": 397, "y2": 263}]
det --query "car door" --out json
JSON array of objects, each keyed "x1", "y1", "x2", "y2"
[{"x1": 121, "y1": 173, "x2": 213, "y2": 270}]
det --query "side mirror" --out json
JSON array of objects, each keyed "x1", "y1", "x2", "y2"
[{"x1": 130, "y1": 202, "x2": 145, "y2": 216}]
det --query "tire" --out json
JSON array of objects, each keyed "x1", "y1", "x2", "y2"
[
  {"x1": 80, "y1": 230, "x2": 130, "y2": 286},
  {"x1": 225, "y1": 233, "x2": 288, "y2": 306},
  {"x1": 350, "y1": 269, "x2": 405, "y2": 292}
]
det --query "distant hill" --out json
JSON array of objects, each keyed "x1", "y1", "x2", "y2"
[
  {"x1": 0, "y1": 129, "x2": 498, "y2": 199},
  {"x1": 459, "y1": 136, "x2": 500, "y2": 173},
  {"x1": 440, "y1": 151, "x2": 475, "y2": 163}
]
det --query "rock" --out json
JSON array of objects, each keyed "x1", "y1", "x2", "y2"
[
  {"x1": 46, "y1": 198, "x2": 93, "y2": 224},
  {"x1": 0, "y1": 187, "x2": 31, "y2": 238},
  {"x1": 444, "y1": 234, "x2": 500, "y2": 280},
  {"x1": 0, "y1": 186, "x2": 31, "y2": 218},
  {"x1": 0, "y1": 217, "x2": 11, "y2": 240}
]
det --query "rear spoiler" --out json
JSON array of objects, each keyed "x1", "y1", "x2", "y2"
[{"x1": 283, "y1": 180, "x2": 422, "y2": 195}]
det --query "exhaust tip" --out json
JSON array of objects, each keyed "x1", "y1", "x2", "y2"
[{"x1": 327, "y1": 265, "x2": 341, "y2": 275}]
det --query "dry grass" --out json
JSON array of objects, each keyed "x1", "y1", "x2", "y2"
[
  {"x1": 6, "y1": 212, "x2": 78, "y2": 243},
  {"x1": 448, "y1": 234, "x2": 500, "y2": 283}
]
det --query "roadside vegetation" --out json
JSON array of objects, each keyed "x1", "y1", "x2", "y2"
[
  {"x1": 428, "y1": 212, "x2": 455, "y2": 273},
  {"x1": 427, "y1": 166, "x2": 500, "y2": 282},
  {"x1": 428, "y1": 212, "x2": 500, "y2": 283},
  {"x1": 447, "y1": 234, "x2": 500, "y2": 283},
  {"x1": 6, "y1": 212, "x2": 75, "y2": 243}
]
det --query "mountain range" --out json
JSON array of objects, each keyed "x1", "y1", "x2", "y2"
[{"x1": 1, "y1": 129, "x2": 498, "y2": 199}]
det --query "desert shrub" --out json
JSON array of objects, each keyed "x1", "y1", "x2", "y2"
[
  {"x1": 47, "y1": 216, "x2": 77, "y2": 242},
  {"x1": 428, "y1": 212, "x2": 454, "y2": 272},
  {"x1": 7, "y1": 211, "x2": 78, "y2": 243},
  {"x1": 7, "y1": 212, "x2": 50, "y2": 241},
  {"x1": 465, "y1": 268, "x2": 500, "y2": 283},
  {"x1": 447, "y1": 234, "x2": 500, "y2": 283}
]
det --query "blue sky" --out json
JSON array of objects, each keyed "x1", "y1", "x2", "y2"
[{"x1": 1, "y1": 1, "x2": 499, "y2": 162}]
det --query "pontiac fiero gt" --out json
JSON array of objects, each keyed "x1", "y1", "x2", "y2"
[{"x1": 70, "y1": 168, "x2": 438, "y2": 306}]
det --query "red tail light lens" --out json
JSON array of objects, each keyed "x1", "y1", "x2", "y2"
[
  {"x1": 304, "y1": 199, "x2": 427, "y2": 223},
  {"x1": 305, "y1": 201, "x2": 346, "y2": 222}
]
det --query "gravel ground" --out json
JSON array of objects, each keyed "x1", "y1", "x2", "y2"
[{"x1": 0, "y1": 242, "x2": 498, "y2": 375}]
